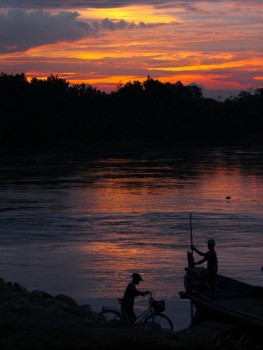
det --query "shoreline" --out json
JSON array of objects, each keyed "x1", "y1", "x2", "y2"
[{"x1": 0, "y1": 277, "x2": 262, "y2": 349}]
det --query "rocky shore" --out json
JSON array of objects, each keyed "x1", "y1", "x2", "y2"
[{"x1": 0, "y1": 278, "x2": 261, "y2": 350}]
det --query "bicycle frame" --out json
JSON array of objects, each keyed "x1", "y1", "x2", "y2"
[
  {"x1": 119, "y1": 293, "x2": 155, "y2": 324},
  {"x1": 100, "y1": 293, "x2": 173, "y2": 331},
  {"x1": 134, "y1": 304, "x2": 154, "y2": 324}
]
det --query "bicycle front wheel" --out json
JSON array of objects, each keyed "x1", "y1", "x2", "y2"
[
  {"x1": 143, "y1": 313, "x2": 173, "y2": 332},
  {"x1": 99, "y1": 309, "x2": 123, "y2": 325}
]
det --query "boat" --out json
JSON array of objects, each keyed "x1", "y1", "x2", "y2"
[{"x1": 179, "y1": 253, "x2": 263, "y2": 329}]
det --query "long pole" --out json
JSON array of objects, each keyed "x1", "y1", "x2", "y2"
[{"x1": 190, "y1": 212, "x2": 193, "y2": 252}]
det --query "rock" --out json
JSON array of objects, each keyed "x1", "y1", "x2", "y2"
[
  {"x1": 30, "y1": 290, "x2": 53, "y2": 299},
  {"x1": 55, "y1": 294, "x2": 79, "y2": 307},
  {"x1": 13, "y1": 282, "x2": 30, "y2": 296},
  {"x1": 80, "y1": 304, "x2": 92, "y2": 313}
]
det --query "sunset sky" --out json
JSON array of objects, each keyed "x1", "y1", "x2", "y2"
[{"x1": 0, "y1": 0, "x2": 263, "y2": 94}]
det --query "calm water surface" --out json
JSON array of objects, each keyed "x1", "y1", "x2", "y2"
[{"x1": 0, "y1": 148, "x2": 262, "y2": 329}]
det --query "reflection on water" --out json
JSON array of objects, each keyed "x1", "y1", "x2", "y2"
[{"x1": 0, "y1": 148, "x2": 263, "y2": 329}]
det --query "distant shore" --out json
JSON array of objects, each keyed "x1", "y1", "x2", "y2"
[{"x1": 1, "y1": 74, "x2": 263, "y2": 152}]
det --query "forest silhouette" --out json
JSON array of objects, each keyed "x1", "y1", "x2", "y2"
[{"x1": 1, "y1": 73, "x2": 263, "y2": 150}]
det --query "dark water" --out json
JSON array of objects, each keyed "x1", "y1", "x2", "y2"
[{"x1": 0, "y1": 148, "x2": 262, "y2": 330}]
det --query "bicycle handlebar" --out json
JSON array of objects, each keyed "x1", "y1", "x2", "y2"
[{"x1": 147, "y1": 291, "x2": 153, "y2": 299}]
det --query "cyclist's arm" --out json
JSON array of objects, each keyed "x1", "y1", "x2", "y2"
[{"x1": 135, "y1": 289, "x2": 151, "y2": 296}]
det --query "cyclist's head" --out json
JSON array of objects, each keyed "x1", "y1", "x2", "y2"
[{"x1": 131, "y1": 273, "x2": 143, "y2": 283}]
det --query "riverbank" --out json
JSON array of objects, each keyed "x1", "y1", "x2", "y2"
[{"x1": 0, "y1": 278, "x2": 261, "y2": 350}]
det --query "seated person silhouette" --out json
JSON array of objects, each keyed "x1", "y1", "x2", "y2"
[{"x1": 191, "y1": 239, "x2": 218, "y2": 297}]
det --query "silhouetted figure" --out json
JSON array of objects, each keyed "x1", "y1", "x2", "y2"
[
  {"x1": 191, "y1": 239, "x2": 218, "y2": 297},
  {"x1": 121, "y1": 273, "x2": 150, "y2": 323}
]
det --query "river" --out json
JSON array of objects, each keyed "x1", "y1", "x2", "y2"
[{"x1": 0, "y1": 147, "x2": 262, "y2": 330}]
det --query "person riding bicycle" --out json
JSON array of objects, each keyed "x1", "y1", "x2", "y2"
[{"x1": 121, "y1": 273, "x2": 151, "y2": 323}]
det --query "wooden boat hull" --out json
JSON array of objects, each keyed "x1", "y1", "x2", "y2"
[{"x1": 180, "y1": 268, "x2": 263, "y2": 329}]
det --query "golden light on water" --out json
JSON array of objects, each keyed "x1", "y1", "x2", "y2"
[
  {"x1": 67, "y1": 155, "x2": 263, "y2": 220},
  {"x1": 79, "y1": 239, "x2": 184, "y2": 297}
]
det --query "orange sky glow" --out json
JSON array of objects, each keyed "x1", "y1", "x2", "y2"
[{"x1": 0, "y1": 1, "x2": 263, "y2": 95}]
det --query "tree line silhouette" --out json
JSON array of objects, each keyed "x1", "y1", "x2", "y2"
[{"x1": 0, "y1": 73, "x2": 263, "y2": 150}]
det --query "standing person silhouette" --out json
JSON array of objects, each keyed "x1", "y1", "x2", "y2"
[
  {"x1": 191, "y1": 239, "x2": 218, "y2": 297},
  {"x1": 121, "y1": 273, "x2": 150, "y2": 322}
]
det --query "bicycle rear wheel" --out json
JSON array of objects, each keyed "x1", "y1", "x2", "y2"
[
  {"x1": 99, "y1": 309, "x2": 123, "y2": 325},
  {"x1": 143, "y1": 313, "x2": 173, "y2": 331}
]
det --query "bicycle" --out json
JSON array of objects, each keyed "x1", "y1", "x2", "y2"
[{"x1": 99, "y1": 292, "x2": 173, "y2": 331}]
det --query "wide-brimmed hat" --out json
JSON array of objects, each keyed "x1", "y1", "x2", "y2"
[{"x1": 131, "y1": 273, "x2": 143, "y2": 281}]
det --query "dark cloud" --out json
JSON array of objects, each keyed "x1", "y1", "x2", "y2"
[
  {"x1": 0, "y1": 9, "x2": 93, "y2": 53},
  {"x1": 0, "y1": 9, "x2": 165, "y2": 53},
  {"x1": 0, "y1": 0, "x2": 261, "y2": 10},
  {"x1": 1, "y1": 1, "x2": 167, "y2": 9},
  {"x1": 98, "y1": 18, "x2": 167, "y2": 30}
]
